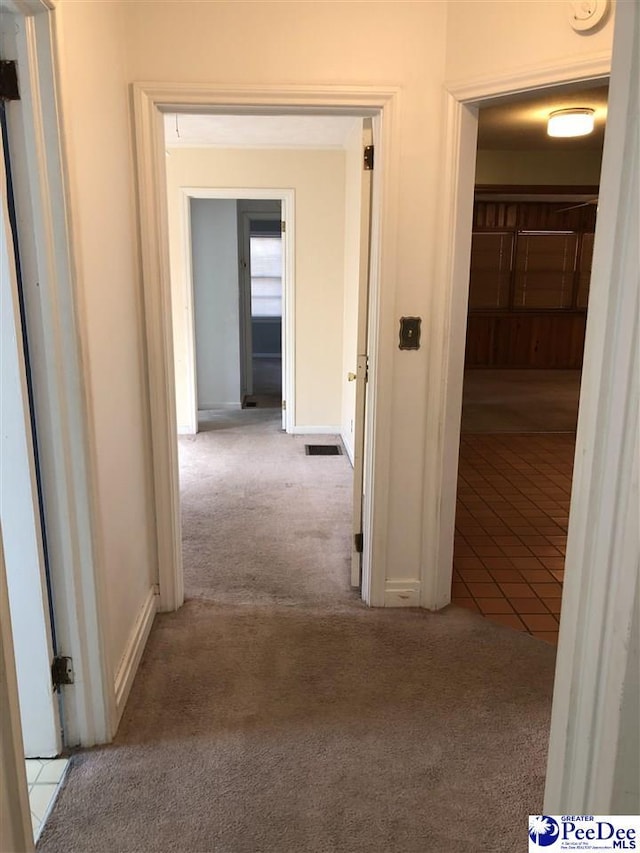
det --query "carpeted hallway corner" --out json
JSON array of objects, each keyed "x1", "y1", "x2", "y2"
[{"x1": 38, "y1": 410, "x2": 556, "y2": 853}]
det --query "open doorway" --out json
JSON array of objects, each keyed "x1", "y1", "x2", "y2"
[
  {"x1": 239, "y1": 201, "x2": 283, "y2": 409},
  {"x1": 451, "y1": 83, "x2": 608, "y2": 643},
  {"x1": 134, "y1": 85, "x2": 396, "y2": 610},
  {"x1": 161, "y1": 112, "x2": 376, "y2": 605},
  {"x1": 185, "y1": 196, "x2": 285, "y2": 419}
]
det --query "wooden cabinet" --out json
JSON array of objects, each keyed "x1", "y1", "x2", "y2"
[{"x1": 465, "y1": 199, "x2": 595, "y2": 369}]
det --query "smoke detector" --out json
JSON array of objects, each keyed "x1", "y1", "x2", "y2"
[{"x1": 568, "y1": 0, "x2": 610, "y2": 32}]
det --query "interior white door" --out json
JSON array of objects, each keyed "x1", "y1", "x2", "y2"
[
  {"x1": 351, "y1": 123, "x2": 374, "y2": 587},
  {"x1": 1, "y1": 107, "x2": 61, "y2": 758}
]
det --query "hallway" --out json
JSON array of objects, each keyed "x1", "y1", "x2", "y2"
[{"x1": 38, "y1": 412, "x2": 556, "y2": 852}]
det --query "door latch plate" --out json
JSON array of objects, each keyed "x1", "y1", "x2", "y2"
[{"x1": 51, "y1": 656, "x2": 74, "y2": 692}]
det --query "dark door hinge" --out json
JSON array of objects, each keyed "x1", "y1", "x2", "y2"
[
  {"x1": 363, "y1": 145, "x2": 374, "y2": 171},
  {"x1": 51, "y1": 656, "x2": 74, "y2": 693},
  {"x1": 281, "y1": 220, "x2": 286, "y2": 233},
  {"x1": 354, "y1": 532, "x2": 364, "y2": 553},
  {"x1": 0, "y1": 61, "x2": 20, "y2": 101}
]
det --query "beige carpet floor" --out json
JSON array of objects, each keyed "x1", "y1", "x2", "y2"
[{"x1": 38, "y1": 410, "x2": 555, "y2": 853}]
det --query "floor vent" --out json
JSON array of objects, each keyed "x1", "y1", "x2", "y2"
[{"x1": 305, "y1": 444, "x2": 342, "y2": 456}]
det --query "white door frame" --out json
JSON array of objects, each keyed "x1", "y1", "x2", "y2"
[
  {"x1": 431, "y1": 19, "x2": 638, "y2": 812},
  {"x1": 132, "y1": 84, "x2": 400, "y2": 610},
  {"x1": 422, "y1": 49, "x2": 612, "y2": 612},
  {"x1": 1, "y1": 0, "x2": 113, "y2": 746},
  {"x1": 177, "y1": 188, "x2": 294, "y2": 435}
]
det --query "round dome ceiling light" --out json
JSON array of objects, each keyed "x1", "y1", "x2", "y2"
[{"x1": 547, "y1": 108, "x2": 596, "y2": 138}]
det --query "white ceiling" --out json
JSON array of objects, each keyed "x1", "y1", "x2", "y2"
[{"x1": 163, "y1": 113, "x2": 361, "y2": 149}]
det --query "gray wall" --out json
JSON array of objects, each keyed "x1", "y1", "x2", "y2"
[
  {"x1": 252, "y1": 318, "x2": 281, "y2": 356},
  {"x1": 191, "y1": 199, "x2": 240, "y2": 408}
]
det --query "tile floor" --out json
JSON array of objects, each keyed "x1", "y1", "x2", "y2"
[
  {"x1": 452, "y1": 433, "x2": 575, "y2": 644},
  {"x1": 25, "y1": 758, "x2": 69, "y2": 841}
]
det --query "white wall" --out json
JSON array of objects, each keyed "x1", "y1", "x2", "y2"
[
  {"x1": 190, "y1": 199, "x2": 240, "y2": 409},
  {"x1": 166, "y1": 147, "x2": 346, "y2": 429},
  {"x1": 445, "y1": 1, "x2": 615, "y2": 80},
  {"x1": 54, "y1": 1, "x2": 156, "y2": 683},
  {"x1": 50, "y1": 0, "x2": 615, "y2": 616},
  {"x1": 476, "y1": 148, "x2": 603, "y2": 185},
  {"x1": 133, "y1": 1, "x2": 449, "y2": 593},
  {"x1": 341, "y1": 120, "x2": 364, "y2": 462}
]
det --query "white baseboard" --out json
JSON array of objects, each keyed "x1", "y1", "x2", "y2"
[
  {"x1": 198, "y1": 403, "x2": 241, "y2": 411},
  {"x1": 177, "y1": 425, "x2": 196, "y2": 436},
  {"x1": 341, "y1": 431, "x2": 355, "y2": 466},
  {"x1": 384, "y1": 580, "x2": 421, "y2": 607},
  {"x1": 289, "y1": 425, "x2": 341, "y2": 435},
  {"x1": 114, "y1": 587, "x2": 157, "y2": 723}
]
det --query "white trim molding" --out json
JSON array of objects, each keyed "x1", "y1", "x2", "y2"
[
  {"x1": 114, "y1": 588, "x2": 158, "y2": 724},
  {"x1": 132, "y1": 82, "x2": 401, "y2": 612},
  {"x1": 384, "y1": 580, "x2": 421, "y2": 608},
  {"x1": 8, "y1": 1, "x2": 113, "y2": 747},
  {"x1": 198, "y1": 403, "x2": 243, "y2": 412},
  {"x1": 290, "y1": 425, "x2": 342, "y2": 436},
  {"x1": 341, "y1": 432, "x2": 355, "y2": 467},
  {"x1": 422, "y1": 46, "x2": 612, "y2": 615},
  {"x1": 446, "y1": 50, "x2": 611, "y2": 104}
]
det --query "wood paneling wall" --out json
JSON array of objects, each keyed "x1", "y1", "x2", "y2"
[
  {"x1": 466, "y1": 199, "x2": 596, "y2": 369},
  {"x1": 466, "y1": 313, "x2": 587, "y2": 368}
]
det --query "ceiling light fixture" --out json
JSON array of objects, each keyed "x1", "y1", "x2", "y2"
[{"x1": 547, "y1": 108, "x2": 595, "y2": 138}]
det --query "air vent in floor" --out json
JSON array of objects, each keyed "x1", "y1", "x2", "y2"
[{"x1": 305, "y1": 444, "x2": 342, "y2": 456}]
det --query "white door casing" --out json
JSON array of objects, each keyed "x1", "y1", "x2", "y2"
[
  {"x1": 423, "y1": 49, "x2": 611, "y2": 613},
  {"x1": 2, "y1": 0, "x2": 114, "y2": 745},
  {"x1": 133, "y1": 85, "x2": 399, "y2": 609},
  {"x1": 0, "y1": 116, "x2": 61, "y2": 757}
]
